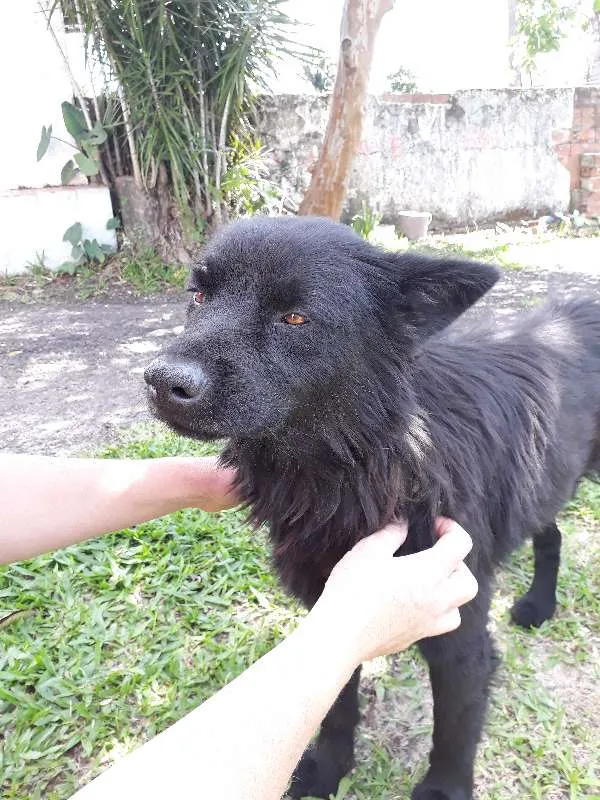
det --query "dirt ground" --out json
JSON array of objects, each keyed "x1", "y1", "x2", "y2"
[
  {"x1": 1, "y1": 238, "x2": 600, "y2": 455},
  {"x1": 0, "y1": 293, "x2": 185, "y2": 454}
]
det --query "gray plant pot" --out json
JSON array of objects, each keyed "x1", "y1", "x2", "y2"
[{"x1": 395, "y1": 210, "x2": 432, "y2": 241}]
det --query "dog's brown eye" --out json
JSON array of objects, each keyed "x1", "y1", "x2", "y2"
[
  {"x1": 283, "y1": 312, "x2": 307, "y2": 325},
  {"x1": 193, "y1": 291, "x2": 205, "y2": 305}
]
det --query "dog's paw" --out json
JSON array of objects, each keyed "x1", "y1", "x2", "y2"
[
  {"x1": 510, "y1": 592, "x2": 556, "y2": 629},
  {"x1": 288, "y1": 748, "x2": 342, "y2": 799},
  {"x1": 411, "y1": 783, "x2": 471, "y2": 800}
]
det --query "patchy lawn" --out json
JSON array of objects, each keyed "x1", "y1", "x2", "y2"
[
  {"x1": 0, "y1": 247, "x2": 188, "y2": 305},
  {"x1": 1, "y1": 429, "x2": 600, "y2": 800}
]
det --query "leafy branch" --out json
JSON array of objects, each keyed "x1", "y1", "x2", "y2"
[{"x1": 37, "y1": 101, "x2": 109, "y2": 185}]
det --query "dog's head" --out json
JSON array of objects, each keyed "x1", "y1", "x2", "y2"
[{"x1": 145, "y1": 216, "x2": 498, "y2": 441}]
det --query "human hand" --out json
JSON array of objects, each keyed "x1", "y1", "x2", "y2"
[
  {"x1": 175, "y1": 456, "x2": 240, "y2": 512},
  {"x1": 306, "y1": 518, "x2": 478, "y2": 665}
]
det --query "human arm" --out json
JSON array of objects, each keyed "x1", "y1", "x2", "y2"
[
  {"x1": 70, "y1": 519, "x2": 477, "y2": 800},
  {"x1": 0, "y1": 454, "x2": 238, "y2": 564}
]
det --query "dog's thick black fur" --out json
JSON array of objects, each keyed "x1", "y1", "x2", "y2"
[{"x1": 145, "y1": 216, "x2": 600, "y2": 800}]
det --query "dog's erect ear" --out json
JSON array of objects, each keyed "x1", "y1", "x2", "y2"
[{"x1": 388, "y1": 253, "x2": 500, "y2": 339}]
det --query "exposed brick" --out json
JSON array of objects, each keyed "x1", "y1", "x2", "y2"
[
  {"x1": 580, "y1": 165, "x2": 600, "y2": 178},
  {"x1": 574, "y1": 108, "x2": 596, "y2": 126},
  {"x1": 584, "y1": 198, "x2": 600, "y2": 213},
  {"x1": 567, "y1": 155, "x2": 581, "y2": 190},
  {"x1": 570, "y1": 142, "x2": 590, "y2": 156},
  {"x1": 580, "y1": 152, "x2": 600, "y2": 168},
  {"x1": 572, "y1": 127, "x2": 597, "y2": 145},
  {"x1": 571, "y1": 188, "x2": 590, "y2": 210},
  {"x1": 553, "y1": 142, "x2": 571, "y2": 163},
  {"x1": 581, "y1": 176, "x2": 600, "y2": 192}
]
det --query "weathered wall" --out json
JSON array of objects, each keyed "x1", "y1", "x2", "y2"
[
  {"x1": 555, "y1": 87, "x2": 600, "y2": 217},
  {"x1": 0, "y1": 187, "x2": 116, "y2": 275},
  {"x1": 258, "y1": 89, "x2": 575, "y2": 228}
]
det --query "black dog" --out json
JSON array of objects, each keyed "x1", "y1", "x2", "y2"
[{"x1": 145, "y1": 216, "x2": 600, "y2": 800}]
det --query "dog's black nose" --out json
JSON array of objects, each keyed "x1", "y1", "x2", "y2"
[{"x1": 144, "y1": 357, "x2": 208, "y2": 403}]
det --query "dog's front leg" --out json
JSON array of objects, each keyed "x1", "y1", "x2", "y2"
[{"x1": 414, "y1": 582, "x2": 496, "y2": 800}]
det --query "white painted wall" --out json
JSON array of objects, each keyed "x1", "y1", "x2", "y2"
[
  {"x1": 0, "y1": 1, "x2": 115, "y2": 274},
  {"x1": 0, "y1": 187, "x2": 116, "y2": 274},
  {"x1": 0, "y1": 1, "x2": 82, "y2": 191}
]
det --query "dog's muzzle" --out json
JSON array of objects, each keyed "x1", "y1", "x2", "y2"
[{"x1": 144, "y1": 356, "x2": 208, "y2": 407}]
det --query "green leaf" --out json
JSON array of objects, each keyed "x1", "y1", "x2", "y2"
[
  {"x1": 60, "y1": 160, "x2": 77, "y2": 185},
  {"x1": 62, "y1": 101, "x2": 87, "y2": 141},
  {"x1": 85, "y1": 121, "x2": 108, "y2": 145},
  {"x1": 80, "y1": 140, "x2": 100, "y2": 161},
  {"x1": 74, "y1": 152, "x2": 100, "y2": 176},
  {"x1": 595, "y1": 0, "x2": 600, "y2": 13},
  {"x1": 36, "y1": 125, "x2": 52, "y2": 161},
  {"x1": 63, "y1": 222, "x2": 83, "y2": 247},
  {"x1": 57, "y1": 261, "x2": 78, "y2": 275},
  {"x1": 83, "y1": 239, "x2": 105, "y2": 263},
  {"x1": 333, "y1": 777, "x2": 352, "y2": 800},
  {"x1": 71, "y1": 245, "x2": 83, "y2": 260},
  {"x1": 106, "y1": 216, "x2": 120, "y2": 230}
]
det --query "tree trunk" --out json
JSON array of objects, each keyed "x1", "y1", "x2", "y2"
[{"x1": 298, "y1": 0, "x2": 394, "y2": 220}]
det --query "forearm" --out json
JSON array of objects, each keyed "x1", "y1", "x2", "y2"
[
  {"x1": 70, "y1": 616, "x2": 357, "y2": 800},
  {"x1": 185, "y1": 618, "x2": 357, "y2": 799},
  {"x1": 0, "y1": 455, "x2": 234, "y2": 563}
]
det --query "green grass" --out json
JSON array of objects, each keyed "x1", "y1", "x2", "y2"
[
  {"x1": 1, "y1": 429, "x2": 600, "y2": 799},
  {"x1": 0, "y1": 247, "x2": 188, "y2": 303},
  {"x1": 112, "y1": 247, "x2": 188, "y2": 295},
  {"x1": 69, "y1": 246, "x2": 188, "y2": 299},
  {"x1": 409, "y1": 239, "x2": 525, "y2": 271},
  {"x1": 0, "y1": 431, "x2": 298, "y2": 799}
]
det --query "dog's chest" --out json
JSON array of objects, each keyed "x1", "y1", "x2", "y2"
[
  {"x1": 234, "y1": 447, "x2": 433, "y2": 605},
  {"x1": 268, "y1": 516, "x2": 354, "y2": 607}
]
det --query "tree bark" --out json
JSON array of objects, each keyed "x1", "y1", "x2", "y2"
[{"x1": 298, "y1": 0, "x2": 394, "y2": 220}]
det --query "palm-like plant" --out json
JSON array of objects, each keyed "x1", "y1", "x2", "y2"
[{"x1": 47, "y1": 0, "x2": 307, "y2": 245}]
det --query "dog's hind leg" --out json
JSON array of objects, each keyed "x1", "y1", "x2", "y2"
[
  {"x1": 288, "y1": 666, "x2": 361, "y2": 799},
  {"x1": 414, "y1": 589, "x2": 496, "y2": 800},
  {"x1": 510, "y1": 521, "x2": 561, "y2": 629}
]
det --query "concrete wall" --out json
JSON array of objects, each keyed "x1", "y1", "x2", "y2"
[
  {"x1": 0, "y1": 187, "x2": 116, "y2": 275},
  {"x1": 0, "y1": 1, "x2": 115, "y2": 274},
  {"x1": 0, "y1": 2, "x2": 84, "y2": 193},
  {"x1": 258, "y1": 89, "x2": 575, "y2": 228}
]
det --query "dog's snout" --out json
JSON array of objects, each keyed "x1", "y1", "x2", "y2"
[{"x1": 144, "y1": 357, "x2": 208, "y2": 403}]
